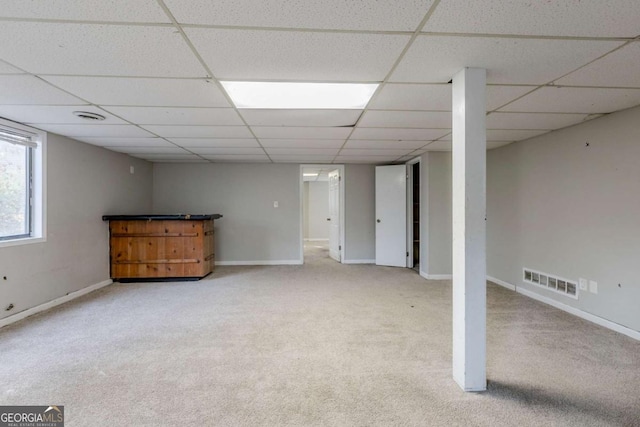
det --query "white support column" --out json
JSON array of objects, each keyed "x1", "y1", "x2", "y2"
[{"x1": 451, "y1": 67, "x2": 487, "y2": 392}]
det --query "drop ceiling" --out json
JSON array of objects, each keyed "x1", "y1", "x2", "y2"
[{"x1": 0, "y1": 0, "x2": 638, "y2": 164}]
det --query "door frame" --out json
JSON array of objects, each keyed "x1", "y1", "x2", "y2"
[
  {"x1": 299, "y1": 164, "x2": 345, "y2": 263},
  {"x1": 406, "y1": 156, "x2": 421, "y2": 269}
]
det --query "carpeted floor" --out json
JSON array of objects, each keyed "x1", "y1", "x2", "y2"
[{"x1": 1, "y1": 242, "x2": 639, "y2": 426}]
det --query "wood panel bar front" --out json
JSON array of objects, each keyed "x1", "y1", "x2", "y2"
[{"x1": 102, "y1": 214, "x2": 222, "y2": 282}]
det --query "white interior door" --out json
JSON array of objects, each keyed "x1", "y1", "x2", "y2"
[
  {"x1": 328, "y1": 169, "x2": 341, "y2": 262},
  {"x1": 376, "y1": 165, "x2": 407, "y2": 267}
]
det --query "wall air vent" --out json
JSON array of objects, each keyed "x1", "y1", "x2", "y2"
[{"x1": 523, "y1": 268, "x2": 578, "y2": 299}]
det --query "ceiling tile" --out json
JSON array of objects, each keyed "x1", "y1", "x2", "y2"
[
  {"x1": 390, "y1": 35, "x2": 622, "y2": 84},
  {"x1": 43, "y1": 77, "x2": 231, "y2": 107},
  {"x1": 239, "y1": 109, "x2": 362, "y2": 127},
  {"x1": 271, "y1": 155, "x2": 336, "y2": 163},
  {"x1": 186, "y1": 28, "x2": 409, "y2": 81},
  {"x1": 423, "y1": 0, "x2": 640, "y2": 38},
  {"x1": 0, "y1": 61, "x2": 23, "y2": 74},
  {"x1": 204, "y1": 155, "x2": 270, "y2": 163},
  {"x1": 359, "y1": 111, "x2": 451, "y2": 128},
  {"x1": 165, "y1": 0, "x2": 434, "y2": 31},
  {"x1": 150, "y1": 158, "x2": 211, "y2": 163},
  {"x1": 104, "y1": 107, "x2": 242, "y2": 126},
  {"x1": 259, "y1": 139, "x2": 345, "y2": 148},
  {"x1": 439, "y1": 129, "x2": 548, "y2": 141},
  {"x1": 350, "y1": 128, "x2": 449, "y2": 140},
  {"x1": 0, "y1": 105, "x2": 126, "y2": 125},
  {"x1": 487, "y1": 112, "x2": 589, "y2": 130},
  {"x1": 486, "y1": 85, "x2": 536, "y2": 111},
  {"x1": 0, "y1": 23, "x2": 205, "y2": 76},
  {"x1": 265, "y1": 148, "x2": 340, "y2": 156},
  {"x1": 339, "y1": 148, "x2": 413, "y2": 156},
  {"x1": 556, "y1": 42, "x2": 640, "y2": 88},
  {"x1": 141, "y1": 125, "x2": 252, "y2": 138},
  {"x1": 251, "y1": 127, "x2": 351, "y2": 139},
  {"x1": 32, "y1": 124, "x2": 154, "y2": 138},
  {"x1": 370, "y1": 83, "x2": 534, "y2": 111},
  {"x1": 370, "y1": 84, "x2": 450, "y2": 110},
  {"x1": 0, "y1": 75, "x2": 85, "y2": 105},
  {"x1": 344, "y1": 140, "x2": 428, "y2": 150},
  {"x1": 334, "y1": 155, "x2": 400, "y2": 163},
  {"x1": 168, "y1": 138, "x2": 260, "y2": 148},
  {"x1": 129, "y1": 153, "x2": 205, "y2": 162},
  {"x1": 0, "y1": 0, "x2": 169, "y2": 22},
  {"x1": 423, "y1": 141, "x2": 451, "y2": 151},
  {"x1": 188, "y1": 147, "x2": 265, "y2": 155},
  {"x1": 109, "y1": 146, "x2": 190, "y2": 154},
  {"x1": 76, "y1": 137, "x2": 174, "y2": 147},
  {"x1": 500, "y1": 87, "x2": 640, "y2": 114}
]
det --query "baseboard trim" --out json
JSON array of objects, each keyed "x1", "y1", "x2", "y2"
[
  {"x1": 420, "y1": 272, "x2": 453, "y2": 280},
  {"x1": 515, "y1": 287, "x2": 640, "y2": 341},
  {"x1": 0, "y1": 279, "x2": 113, "y2": 329},
  {"x1": 487, "y1": 275, "x2": 516, "y2": 291},
  {"x1": 342, "y1": 259, "x2": 375, "y2": 264},
  {"x1": 216, "y1": 260, "x2": 303, "y2": 266}
]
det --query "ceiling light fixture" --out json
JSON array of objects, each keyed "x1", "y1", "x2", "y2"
[
  {"x1": 303, "y1": 173, "x2": 319, "y2": 177},
  {"x1": 73, "y1": 111, "x2": 106, "y2": 121},
  {"x1": 221, "y1": 81, "x2": 379, "y2": 109}
]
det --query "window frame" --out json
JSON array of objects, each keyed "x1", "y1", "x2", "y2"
[{"x1": 0, "y1": 118, "x2": 46, "y2": 248}]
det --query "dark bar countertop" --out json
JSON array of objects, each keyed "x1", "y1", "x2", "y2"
[{"x1": 102, "y1": 214, "x2": 222, "y2": 221}]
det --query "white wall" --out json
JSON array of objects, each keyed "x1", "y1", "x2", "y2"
[
  {"x1": 0, "y1": 133, "x2": 153, "y2": 320},
  {"x1": 152, "y1": 163, "x2": 301, "y2": 263},
  {"x1": 304, "y1": 181, "x2": 329, "y2": 240},
  {"x1": 487, "y1": 105, "x2": 640, "y2": 332}
]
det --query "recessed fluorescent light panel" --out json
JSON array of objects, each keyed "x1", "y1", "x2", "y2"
[
  {"x1": 303, "y1": 173, "x2": 318, "y2": 177},
  {"x1": 221, "y1": 81, "x2": 379, "y2": 109}
]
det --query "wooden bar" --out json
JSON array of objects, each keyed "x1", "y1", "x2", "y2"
[{"x1": 102, "y1": 214, "x2": 222, "y2": 282}]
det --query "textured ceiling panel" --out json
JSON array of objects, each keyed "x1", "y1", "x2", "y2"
[
  {"x1": 556, "y1": 42, "x2": 640, "y2": 88},
  {"x1": 104, "y1": 107, "x2": 243, "y2": 126},
  {"x1": 350, "y1": 128, "x2": 449, "y2": 141},
  {"x1": 165, "y1": 0, "x2": 434, "y2": 31},
  {"x1": 0, "y1": 61, "x2": 23, "y2": 74},
  {"x1": 141, "y1": 125, "x2": 252, "y2": 138},
  {"x1": 76, "y1": 137, "x2": 175, "y2": 147},
  {"x1": 0, "y1": 75, "x2": 85, "y2": 105},
  {"x1": 391, "y1": 36, "x2": 622, "y2": 84},
  {"x1": 487, "y1": 112, "x2": 589, "y2": 130},
  {"x1": 0, "y1": 23, "x2": 205, "y2": 76},
  {"x1": 240, "y1": 109, "x2": 362, "y2": 127},
  {"x1": 0, "y1": 105, "x2": 126, "y2": 125},
  {"x1": 359, "y1": 111, "x2": 451, "y2": 128},
  {"x1": 501, "y1": 87, "x2": 640, "y2": 114},
  {"x1": 188, "y1": 147, "x2": 265, "y2": 155},
  {"x1": 265, "y1": 148, "x2": 340, "y2": 156},
  {"x1": 251, "y1": 126, "x2": 352, "y2": 139},
  {"x1": 424, "y1": 0, "x2": 640, "y2": 38},
  {"x1": 343, "y1": 140, "x2": 427, "y2": 150},
  {"x1": 186, "y1": 28, "x2": 409, "y2": 81},
  {"x1": 43, "y1": 77, "x2": 231, "y2": 107},
  {"x1": 168, "y1": 138, "x2": 260, "y2": 148},
  {"x1": 259, "y1": 139, "x2": 346, "y2": 148},
  {"x1": 0, "y1": 0, "x2": 170, "y2": 22},
  {"x1": 32, "y1": 124, "x2": 154, "y2": 138}
]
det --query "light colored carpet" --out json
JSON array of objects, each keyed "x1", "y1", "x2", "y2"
[{"x1": 1, "y1": 242, "x2": 639, "y2": 426}]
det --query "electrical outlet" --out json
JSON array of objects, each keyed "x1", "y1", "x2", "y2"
[
  {"x1": 129, "y1": 165, "x2": 135, "y2": 174},
  {"x1": 589, "y1": 280, "x2": 598, "y2": 294},
  {"x1": 273, "y1": 201, "x2": 279, "y2": 208},
  {"x1": 579, "y1": 278, "x2": 588, "y2": 291}
]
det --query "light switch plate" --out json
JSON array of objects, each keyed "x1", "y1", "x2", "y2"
[
  {"x1": 579, "y1": 278, "x2": 588, "y2": 291},
  {"x1": 273, "y1": 201, "x2": 278, "y2": 208},
  {"x1": 589, "y1": 280, "x2": 598, "y2": 294}
]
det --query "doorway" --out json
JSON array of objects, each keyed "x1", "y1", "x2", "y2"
[
  {"x1": 407, "y1": 158, "x2": 420, "y2": 270},
  {"x1": 300, "y1": 165, "x2": 345, "y2": 264}
]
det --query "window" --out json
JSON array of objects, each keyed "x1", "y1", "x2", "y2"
[{"x1": 0, "y1": 119, "x2": 45, "y2": 246}]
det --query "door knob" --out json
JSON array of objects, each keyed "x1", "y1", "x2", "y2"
[{"x1": 377, "y1": 219, "x2": 381, "y2": 223}]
